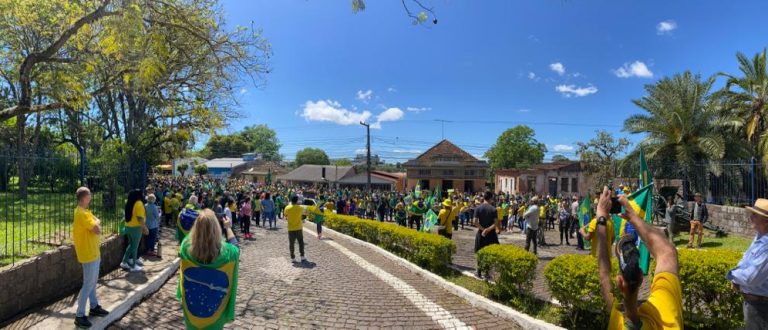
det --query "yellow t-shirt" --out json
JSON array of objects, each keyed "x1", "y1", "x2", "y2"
[
  {"x1": 587, "y1": 217, "x2": 615, "y2": 257},
  {"x1": 73, "y1": 206, "x2": 100, "y2": 263},
  {"x1": 609, "y1": 272, "x2": 684, "y2": 329},
  {"x1": 438, "y1": 208, "x2": 453, "y2": 234},
  {"x1": 324, "y1": 202, "x2": 334, "y2": 213},
  {"x1": 285, "y1": 204, "x2": 303, "y2": 231},
  {"x1": 496, "y1": 207, "x2": 503, "y2": 220},
  {"x1": 163, "y1": 197, "x2": 172, "y2": 214},
  {"x1": 126, "y1": 201, "x2": 146, "y2": 227}
]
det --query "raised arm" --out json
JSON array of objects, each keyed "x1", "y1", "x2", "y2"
[
  {"x1": 619, "y1": 194, "x2": 678, "y2": 276},
  {"x1": 595, "y1": 187, "x2": 614, "y2": 313}
]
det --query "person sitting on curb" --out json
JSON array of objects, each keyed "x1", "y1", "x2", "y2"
[
  {"x1": 727, "y1": 198, "x2": 768, "y2": 330},
  {"x1": 594, "y1": 186, "x2": 683, "y2": 329}
]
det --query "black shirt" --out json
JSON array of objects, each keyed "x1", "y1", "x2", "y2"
[{"x1": 474, "y1": 203, "x2": 497, "y2": 228}]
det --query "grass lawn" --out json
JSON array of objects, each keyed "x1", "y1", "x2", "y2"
[
  {"x1": 0, "y1": 191, "x2": 125, "y2": 266},
  {"x1": 671, "y1": 230, "x2": 753, "y2": 252}
]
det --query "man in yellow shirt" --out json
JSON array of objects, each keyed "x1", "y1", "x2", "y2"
[
  {"x1": 73, "y1": 187, "x2": 109, "y2": 328},
  {"x1": 438, "y1": 199, "x2": 453, "y2": 239},
  {"x1": 284, "y1": 196, "x2": 307, "y2": 263},
  {"x1": 593, "y1": 186, "x2": 683, "y2": 330},
  {"x1": 581, "y1": 216, "x2": 615, "y2": 257}
]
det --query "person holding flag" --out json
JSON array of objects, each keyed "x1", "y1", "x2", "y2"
[
  {"x1": 408, "y1": 198, "x2": 427, "y2": 231},
  {"x1": 437, "y1": 199, "x2": 454, "y2": 239}
]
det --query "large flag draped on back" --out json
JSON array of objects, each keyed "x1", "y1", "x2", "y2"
[
  {"x1": 578, "y1": 196, "x2": 592, "y2": 250},
  {"x1": 627, "y1": 182, "x2": 654, "y2": 274}
]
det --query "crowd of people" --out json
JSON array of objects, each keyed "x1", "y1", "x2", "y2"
[{"x1": 68, "y1": 174, "x2": 768, "y2": 329}]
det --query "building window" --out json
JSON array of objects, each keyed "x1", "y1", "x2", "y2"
[
  {"x1": 480, "y1": 170, "x2": 486, "y2": 177},
  {"x1": 526, "y1": 177, "x2": 536, "y2": 192},
  {"x1": 465, "y1": 169, "x2": 476, "y2": 176},
  {"x1": 561, "y1": 177, "x2": 569, "y2": 192},
  {"x1": 443, "y1": 169, "x2": 455, "y2": 176},
  {"x1": 418, "y1": 169, "x2": 431, "y2": 175},
  {"x1": 571, "y1": 178, "x2": 578, "y2": 193}
]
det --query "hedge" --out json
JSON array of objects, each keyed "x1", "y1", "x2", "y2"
[
  {"x1": 324, "y1": 214, "x2": 456, "y2": 274},
  {"x1": 651, "y1": 249, "x2": 744, "y2": 330},
  {"x1": 476, "y1": 244, "x2": 538, "y2": 298}
]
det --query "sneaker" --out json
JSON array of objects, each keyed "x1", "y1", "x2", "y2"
[
  {"x1": 135, "y1": 259, "x2": 144, "y2": 266},
  {"x1": 696, "y1": 244, "x2": 702, "y2": 249},
  {"x1": 89, "y1": 305, "x2": 109, "y2": 317},
  {"x1": 301, "y1": 257, "x2": 307, "y2": 263},
  {"x1": 75, "y1": 316, "x2": 92, "y2": 328},
  {"x1": 130, "y1": 265, "x2": 143, "y2": 272},
  {"x1": 120, "y1": 262, "x2": 130, "y2": 270}
]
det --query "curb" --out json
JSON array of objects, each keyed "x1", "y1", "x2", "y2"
[
  {"x1": 315, "y1": 225, "x2": 566, "y2": 330},
  {"x1": 96, "y1": 257, "x2": 180, "y2": 330}
]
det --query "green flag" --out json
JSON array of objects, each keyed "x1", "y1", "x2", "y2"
[
  {"x1": 578, "y1": 196, "x2": 592, "y2": 250},
  {"x1": 422, "y1": 209, "x2": 438, "y2": 232},
  {"x1": 627, "y1": 182, "x2": 654, "y2": 274}
]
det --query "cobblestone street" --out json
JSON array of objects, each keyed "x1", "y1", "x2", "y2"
[{"x1": 110, "y1": 221, "x2": 524, "y2": 329}]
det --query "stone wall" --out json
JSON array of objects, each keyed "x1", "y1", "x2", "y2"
[
  {"x1": 696, "y1": 203, "x2": 754, "y2": 237},
  {"x1": 0, "y1": 235, "x2": 125, "y2": 323}
]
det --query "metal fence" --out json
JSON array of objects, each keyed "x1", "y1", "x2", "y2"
[
  {"x1": 686, "y1": 159, "x2": 766, "y2": 207},
  {"x1": 0, "y1": 152, "x2": 146, "y2": 266}
]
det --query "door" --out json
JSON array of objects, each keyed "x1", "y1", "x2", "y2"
[
  {"x1": 442, "y1": 180, "x2": 453, "y2": 191},
  {"x1": 464, "y1": 180, "x2": 474, "y2": 193},
  {"x1": 548, "y1": 177, "x2": 558, "y2": 196}
]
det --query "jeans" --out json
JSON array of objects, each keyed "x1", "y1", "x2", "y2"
[
  {"x1": 559, "y1": 220, "x2": 570, "y2": 245},
  {"x1": 240, "y1": 215, "x2": 251, "y2": 234},
  {"x1": 288, "y1": 230, "x2": 305, "y2": 259},
  {"x1": 263, "y1": 211, "x2": 275, "y2": 227},
  {"x1": 122, "y1": 226, "x2": 142, "y2": 267},
  {"x1": 253, "y1": 211, "x2": 261, "y2": 226},
  {"x1": 408, "y1": 215, "x2": 422, "y2": 231},
  {"x1": 76, "y1": 258, "x2": 100, "y2": 317},
  {"x1": 525, "y1": 228, "x2": 538, "y2": 254},
  {"x1": 145, "y1": 227, "x2": 159, "y2": 253},
  {"x1": 744, "y1": 300, "x2": 768, "y2": 330},
  {"x1": 316, "y1": 221, "x2": 323, "y2": 235}
]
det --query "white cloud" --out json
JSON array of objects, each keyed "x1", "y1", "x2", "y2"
[
  {"x1": 356, "y1": 89, "x2": 373, "y2": 102},
  {"x1": 239, "y1": 88, "x2": 247, "y2": 95},
  {"x1": 553, "y1": 144, "x2": 575, "y2": 152},
  {"x1": 549, "y1": 62, "x2": 566, "y2": 75},
  {"x1": 392, "y1": 149, "x2": 422, "y2": 154},
  {"x1": 614, "y1": 61, "x2": 653, "y2": 78},
  {"x1": 354, "y1": 148, "x2": 368, "y2": 154},
  {"x1": 518, "y1": 108, "x2": 531, "y2": 113},
  {"x1": 300, "y1": 100, "x2": 372, "y2": 125},
  {"x1": 371, "y1": 107, "x2": 404, "y2": 129},
  {"x1": 387, "y1": 87, "x2": 397, "y2": 93},
  {"x1": 527, "y1": 35, "x2": 540, "y2": 43},
  {"x1": 656, "y1": 20, "x2": 677, "y2": 34},
  {"x1": 406, "y1": 106, "x2": 431, "y2": 113},
  {"x1": 555, "y1": 84, "x2": 598, "y2": 97},
  {"x1": 527, "y1": 72, "x2": 540, "y2": 82}
]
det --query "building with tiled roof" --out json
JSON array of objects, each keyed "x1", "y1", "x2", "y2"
[
  {"x1": 495, "y1": 160, "x2": 589, "y2": 196},
  {"x1": 403, "y1": 140, "x2": 489, "y2": 194}
]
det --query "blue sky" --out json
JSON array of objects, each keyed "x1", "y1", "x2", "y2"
[{"x1": 217, "y1": 0, "x2": 768, "y2": 163}]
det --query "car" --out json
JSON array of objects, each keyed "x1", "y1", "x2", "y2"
[{"x1": 300, "y1": 198, "x2": 317, "y2": 219}]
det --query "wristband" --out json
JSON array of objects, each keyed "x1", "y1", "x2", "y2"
[{"x1": 597, "y1": 216, "x2": 608, "y2": 226}]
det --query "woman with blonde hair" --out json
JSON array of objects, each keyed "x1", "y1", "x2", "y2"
[{"x1": 177, "y1": 209, "x2": 239, "y2": 330}]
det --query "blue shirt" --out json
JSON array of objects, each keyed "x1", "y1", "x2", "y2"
[
  {"x1": 145, "y1": 202, "x2": 160, "y2": 229},
  {"x1": 261, "y1": 199, "x2": 275, "y2": 213},
  {"x1": 726, "y1": 233, "x2": 768, "y2": 296}
]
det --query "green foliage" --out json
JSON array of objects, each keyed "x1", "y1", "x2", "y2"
[
  {"x1": 577, "y1": 130, "x2": 630, "y2": 189},
  {"x1": 295, "y1": 147, "x2": 331, "y2": 166},
  {"x1": 544, "y1": 254, "x2": 613, "y2": 328},
  {"x1": 176, "y1": 163, "x2": 189, "y2": 175},
  {"x1": 332, "y1": 158, "x2": 353, "y2": 166},
  {"x1": 476, "y1": 244, "x2": 538, "y2": 297},
  {"x1": 484, "y1": 125, "x2": 546, "y2": 171},
  {"x1": 240, "y1": 125, "x2": 282, "y2": 161},
  {"x1": 551, "y1": 154, "x2": 569, "y2": 162},
  {"x1": 669, "y1": 249, "x2": 743, "y2": 330},
  {"x1": 194, "y1": 164, "x2": 208, "y2": 176},
  {"x1": 203, "y1": 134, "x2": 251, "y2": 159},
  {"x1": 325, "y1": 213, "x2": 455, "y2": 274}
]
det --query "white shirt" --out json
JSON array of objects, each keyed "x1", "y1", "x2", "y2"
[
  {"x1": 523, "y1": 205, "x2": 539, "y2": 231},
  {"x1": 571, "y1": 201, "x2": 579, "y2": 216}
]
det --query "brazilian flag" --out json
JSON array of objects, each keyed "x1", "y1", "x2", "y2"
[
  {"x1": 626, "y1": 183, "x2": 654, "y2": 274},
  {"x1": 177, "y1": 237, "x2": 240, "y2": 330},
  {"x1": 422, "y1": 209, "x2": 438, "y2": 232},
  {"x1": 578, "y1": 197, "x2": 592, "y2": 250}
]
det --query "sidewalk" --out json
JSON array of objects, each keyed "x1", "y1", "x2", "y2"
[{"x1": 5, "y1": 228, "x2": 179, "y2": 330}]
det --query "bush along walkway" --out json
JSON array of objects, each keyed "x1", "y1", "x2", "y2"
[{"x1": 5, "y1": 228, "x2": 179, "y2": 330}]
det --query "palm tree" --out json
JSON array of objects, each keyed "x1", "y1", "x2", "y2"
[
  {"x1": 718, "y1": 49, "x2": 768, "y2": 162},
  {"x1": 623, "y1": 72, "x2": 727, "y2": 170}
]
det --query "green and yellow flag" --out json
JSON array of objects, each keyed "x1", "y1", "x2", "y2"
[
  {"x1": 626, "y1": 182, "x2": 654, "y2": 274},
  {"x1": 578, "y1": 196, "x2": 592, "y2": 250}
]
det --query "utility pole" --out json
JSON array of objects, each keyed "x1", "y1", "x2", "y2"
[{"x1": 360, "y1": 121, "x2": 371, "y2": 192}]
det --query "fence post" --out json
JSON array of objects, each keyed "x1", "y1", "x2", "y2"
[
  {"x1": 78, "y1": 146, "x2": 86, "y2": 186},
  {"x1": 751, "y1": 157, "x2": 757, "y2": 205}
]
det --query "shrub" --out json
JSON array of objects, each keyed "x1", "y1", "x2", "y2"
[
  {"x1": 324, "y1": 214, "x2": 455, "y2": 274},
  {"x1": 544, "y1": 254, "x2": 615, "y2": 328},
  {"x1": 672, "y1": 249, "x2": 743, "y2": 330},
  {"x1": 476, "y1": 244, "x2": 538, "y2": 298}
]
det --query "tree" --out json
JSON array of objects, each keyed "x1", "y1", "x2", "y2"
[
  {"x1": 551, "y1": 154, "x2": 570, "y2": 162},
  {"x1": 484, "y1": 125, "x2": 546, "y2": 171},
  {"x1": 176, "y1": 163, "x2": 188, "y2": 177},
  {"x1": 203, "y1": 135, "x2": 250, "y2": 159},
  {"x1": 624, "y1": 72, "x2": 732, "y2": 169},
  {"x1": 295, "y1": 148, "x2": 330, "y2": 166},
  {"x1": 352, "y1": 0, "x2": 438, "y2": 25},
  {"x1": 194, "y1": 164, "x2": 208, "y2": 176},
  {"x1": 576, "y1": 130, "x2": 630, "y2": 190},
  {"x1": 332, "y1": 158, "x2": 353, "y2": 166},
  {"x1": 239, "y1": 125, "x2": 282, "y2": 161},
  {"x1": 718, "y1": 49, "x2": 768, "y2": 162}
]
